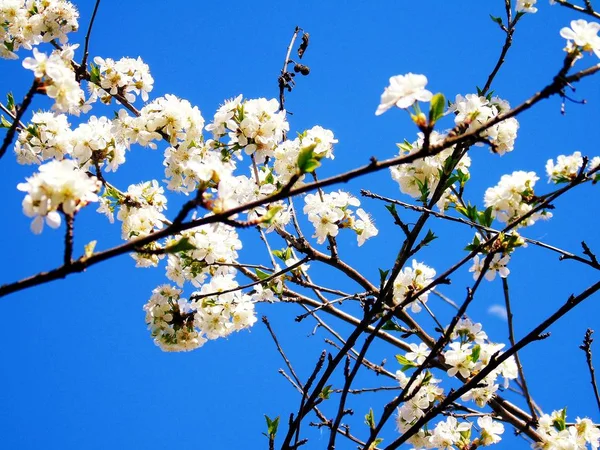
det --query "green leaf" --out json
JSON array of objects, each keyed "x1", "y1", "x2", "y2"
[
  {"x1": 297, "y1": 143, "x2": 321, "y2": 174},
  {"x1": 261, "y1": 205, "x2": 283, "y2": 225},
  {"x1": 272, "y1": 249, "x2": 284, "y2": 260},
  {"x1": 384, "y1": 203, "x2": 397, "y2": 216},
  {"x1": 365, "y1": 408, "x2": 375, "y2": 428},
  {"x1": 0, "y1": 115, "x2": 11, "y2": 128},
  {"x1": 6, "y1": 92, "x2": 15, "y2": 112},
  {"x1": 428, "y1": 93, "x2": 446, "y2": 124},
  {"x1": 89, "y1": 63, "x2": 101, "y2": 84},
  {"x1": 395, "y1": 354, "x2": 416, "y2": 367},
  {"x1": 470, "y1": 344, "x2": 481, "y2": 362},
  {"x1": 319, "y1": 385, "x2": 333, "y2": 400},
  {"x1": 382, "y1": 320, "x2": 402, "y2": 332},
  {"x1": 164, "y1": 237, "x2": 196, "y2": 254},
  {"x1": 423, "y1": 230, "x2": 437, "y2": 246},
  {"x1": 83, "y1": 240, "x2": 97, "y2": 258},
  {"x1": 479, "y1": 206, "x2": 494, "y2": 227},
  {"x1": 255, "y1": 268, "x2": 271, "y2": 280},
  {"x1": 378, "y1": 268, "x2": 389, "y2": 286},
  {"x1": 265, "y1": 415, "x2": 280, "y2": 437},
  {"x1": 489, "y1": 14, "x2": 503, "y2": 26}
]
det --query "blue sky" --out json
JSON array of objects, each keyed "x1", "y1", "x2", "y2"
[{"x1": 1, "y1": 1, "x2": 600, "y2": 449}]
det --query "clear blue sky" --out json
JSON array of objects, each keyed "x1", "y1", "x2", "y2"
[{"x1": 1, "y1": 1, "x2": 599, "y2": 449}]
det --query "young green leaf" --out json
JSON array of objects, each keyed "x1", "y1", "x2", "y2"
[{"x1": 428, "y1": 93, "x2": 446, "y2": 124}]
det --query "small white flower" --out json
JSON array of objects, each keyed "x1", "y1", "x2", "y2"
[{"x1": 375, "y1": 73, "x2": 433, "y2": 115}]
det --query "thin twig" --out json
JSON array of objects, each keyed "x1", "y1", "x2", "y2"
[
  {"x1": 580, "y1": 329, "x2": 600, "y2": 415},
  {"x1": 63, "y1": 214, "x2": 74, "y2": 266},
  {"x1": 502, "y1": 277, "x2": 537, "y2": 422},
  {"x1": 0, "y1": 80, "x2": 38, "y2": 160},
  {"x1": 78, "y1": 0, "x2": 101, "y2": 79}
]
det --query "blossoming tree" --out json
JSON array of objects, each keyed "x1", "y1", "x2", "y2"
[{"x1": 2, "y1": 0, "x2": 600, "y2": 449}]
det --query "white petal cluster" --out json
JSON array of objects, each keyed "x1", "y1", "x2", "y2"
[
  {"x1": 22, "y1": 48, "x2": 85, "y2": 114},
  {"x1": 117, "y1": 180, "x2": 167, "y2": 240},
  {"x1": 144, "y1": 285, "x2": 206, "y2": 352},
  {"x1": 395, "y1": 370, "x2": 444, "y2": 433},
  {"x1": 192, "y1": 274, "x2": 257, "y2": 340},
  {"x1": 165, "y1": 223, "x2": 242, "y2": 288},
  {"x1": 484, "y1": 171, "x2": 551, "y2": 227},
  {"x1": 303, "y1": 190, "x2": 378, "y2": 246},
  {"x1": 451, "y1": 94, "x2": 519, "y2": 155},
  {"x1": 546, "y1": 151, "x2": 585, "y2": 183},
  {"x1": 375, "y1": 73, "x2": 433, "y2": 115},
  {"x1": 516, "y1": 0, "x2": 538, "y2": 13},
  {"x1": 560, "y1": 20, "x2": 600, "y2": 58},
  {"x1": 14, "y1": 111, "x2": 72, "y2": 164},
  {"x1": 469, "y1": 253, "x2": 511, "y2": 281},
  {"x1": 91, "y1": 56, "x2": 154, "y2": 103},
  {"x1": 0, "y1": 0, "x2": 78, "y2": 59},
  {"x1": 206, "y1": 96, "x2": 289, "y2": 163},
  {"x1": 392, "y1": 260, "x2": 436, "y2": 313},
  {"x1": 118, "y1": 95, "x2": 204, "y2": 148},
  {"x1": 72, "y1": 115, "x2": 127, "y2": 172},
  {"x1": 390, "y1": 131, "x2": 470, "y2": 206},
  {"x1": 163, "y1": 141, "x2": 234, "y2": 194},
  {"x1": 442, "y1": 319, "x2": 518, "y2": 407},
  {"x1": 272, "y1": 125, "x2": 337, "y2": 185},
  {"x1": 535, "y1": 410, "x2": 600, "y2": 450},
  {"x1": 17, "y1": 159, "x2": 100, "y2": 233}
]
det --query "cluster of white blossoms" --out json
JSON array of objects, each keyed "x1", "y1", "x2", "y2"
[
  {"x1": 375, "y1": 73, "x2": 433, "y2": 115},
  {"x1": 483, "y1": 170, "x2": 551, "y2": 227},
  {"x1": 113, "y1": 94, "x2": 204, "y2": 150},
  {"x1": 14, "y1": 111, "x2": 72, "y2": 164},
  {"x1": 390, "y1": 131, "x2": 470, "y2": 209},
  {"x1": 392, "y1": 260, "x2": 436, "y2": 313},
  {"x1": 273, "y1": 125, "x2": 337, "y2": 185},
  {"x1": 17, "y1": 159, "x2": 100, "y2": 233},
  {"x1": 144, "y1": 285, "x2": 205, "y2": 352},
  {"x1": 560, "y1": 19, "x2": 600, "y2": 59},
  {"x1": 144, "y1": 275, "x2": 260, "y2": 352},
  {"x1": 206, "y1": 95, "x2": 289, "y2": 163},
  {"x1": 22, "y1": 47, "x2": 85, "y2": 114},
  {"x1": 534, "y1": 409, "x2": 600, "y2": 450},
  {"x1": 546, "y1": 151, "x2": 600, "y2": 184},
  {"x1": 469, "y1": 252, "x2": 511, "y2": 281},
  {"x1": 303, "y1": 190, "x2": 378, "y2": 246},
  {"x1": 72, "y1": 115, "x2": 127, "y2": 172},
  {"x1": 444, "y1": 318, "x2": 518, "y2": 407},
  {"x1": 450, "y1": 94, "x2": 519, "y2": 155},
  {"x1": 90, "y1": 56, "x2": 154, "y2": 103},
  {"x1": 395, "y1": 336, "x2": 507, "y2": 448},
  {"x1": 407, "y1": 415, "x2": 504, "y2": 449},
  {"x1": 163, "y1": 140, "x2": 234, "y2": 194},
  {"x1": 0, "y1": 0, "x2": 78, "y2": 59},
  {"x1": 395, "y1": 370, "x2": 444, "y2": 435},
  {"x1": 165, "y1": 223, "x2": 242, "y2": 288},
  {"x1": 114, "y1": 180, "x2": 167, "y2": 239},
  {"x1": 15, "y1": 111, "x2": 130, "y2": 171}
]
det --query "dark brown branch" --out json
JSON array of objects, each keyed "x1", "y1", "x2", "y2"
[
  {"x1": 502, "y1": 277, "x2": 537, "y2": 422},
  {"x1": 482, "y1": 3, "x2": 521, "y2": 95},
  {"x1": 78, "y1": 0, "x2": 101, "y2": 80},
  {"x1": 553, "y1": 0, "x2": 600, "y2": 19},
  {"x1": 580, "y1": 329, "x2": 600, "y2": 414},
  {"x1": 63, "y1": 214, "x2": 74, "y2": 266},
  {"x1": 0, "y1": 80, "x2": 39, "y2": 160}
]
